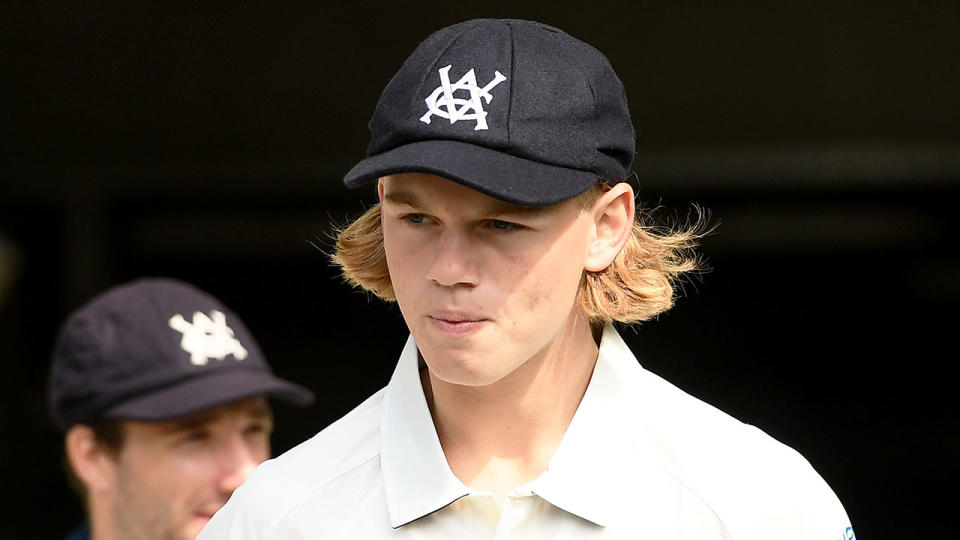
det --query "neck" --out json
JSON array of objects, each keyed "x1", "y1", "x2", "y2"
[
  {"x1": 86, "y1": 497, "x2": 116, "y2": 540},
  {"x1": 422, "y1": 312, "x2": 600, "y2": 501}
]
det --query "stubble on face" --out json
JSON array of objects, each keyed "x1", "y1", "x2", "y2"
[
  {"x1": 112, "y1": 472, "x2": 195, "y2": 540},
  {"x1": 105, "y1": 398, "x2": 272, "y2": 540}
]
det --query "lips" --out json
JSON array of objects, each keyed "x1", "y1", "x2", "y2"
[
  {"x1": 428, "y1": 310, "x2": 489, "y2": 335},
  {"x1": 430, "y1": 310, "x2": 486, "y2": 322}
]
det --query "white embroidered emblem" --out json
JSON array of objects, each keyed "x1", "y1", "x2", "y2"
[
  {"x1": 168, "y1": 310, "x2": 248, "y2": 366},
  {"x1": 420, "y1": 64, "x2": 507, "y2": 130}
]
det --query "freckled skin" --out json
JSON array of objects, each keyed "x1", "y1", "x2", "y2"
[
  {"x1": 379, "y1": 173, "x2": 594, "y2": 388},
  {"x1": 525, "y1": 288, "x2": 543, "y2": 311}
]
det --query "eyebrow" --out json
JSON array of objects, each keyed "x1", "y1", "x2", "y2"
[
  {"x1": 382, "y1": 190, "x2": 423, "y2": 209},
  {"x1": 383, "y1": 189, "x2": 549, "y2": 218},
  {"x1": 162, "y1": 402, "x2": 273, "y2": 432}
]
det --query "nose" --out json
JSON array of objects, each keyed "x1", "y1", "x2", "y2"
[
  {"x1": 217, "y1": 438, "x2": 261, "y2": 495},
  {"x1": 425, "y1": 228, "x2": 479, "y2": 288}
]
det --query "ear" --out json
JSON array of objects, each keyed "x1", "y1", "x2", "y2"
[
  {"x1": 584, "y1": 183, "x2": 635, "y2": 272},
  {"x1": 377, "y1": 177, "x2": 386, "y2": 202},
  {"x1": 65, "y1": 424, "x2": 119, "y2": 496}
]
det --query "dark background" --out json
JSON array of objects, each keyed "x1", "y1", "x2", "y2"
[{"x1": 2, "y1": 2, "x2": 957, "y2": 538}]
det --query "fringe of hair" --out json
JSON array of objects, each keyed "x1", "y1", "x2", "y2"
[{"x1": 331, "y1": 204, "x2": 396, "y2": 301}]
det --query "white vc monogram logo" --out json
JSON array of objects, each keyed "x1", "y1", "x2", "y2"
[
  {"x1": 420, "y1": 64, "x2": 507, "y2": 130},
  {"x1": 169, "y1": 310, "x2": 248, "y2": 366}
]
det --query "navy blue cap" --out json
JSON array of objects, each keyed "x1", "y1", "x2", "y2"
[
  {"x1": 48, "y1": 278, "x2": 314, "y2": 431},
  {"x1": 343, "y1": 18, "x2": 635, "y2": 206}
]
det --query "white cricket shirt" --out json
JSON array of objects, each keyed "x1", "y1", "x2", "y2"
[{"x1": 200, "y1": 325, "x2": 855, "y2": 539}]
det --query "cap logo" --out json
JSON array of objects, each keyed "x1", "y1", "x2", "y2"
[
  {"x1": 168, "y1": 310, "x2": 248, "y2": 366},
  {"x1": 420, "y1": 64, "x2": 507, "y2": 130}
]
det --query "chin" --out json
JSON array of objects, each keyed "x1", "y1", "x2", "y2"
[
  {"x1": 436, "y1": 368, "x2": 505, "y2": 387},
  {"x1": 424, "y1": 351, "x2": 515, "y2": 387},
  {"x1": 414, "y1": 325, "x2": 528, "y2": 385}
]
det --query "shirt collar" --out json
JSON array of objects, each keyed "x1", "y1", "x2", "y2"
[
  {"x1": 380, "y1": 335, "x2": 469, "y2": 528},
  {"x1": 526, "y1": 323, "x2": 639, "y2": 527},
  {"x1": 380, "y1": 324, "x2": 639, "y2": 529}
]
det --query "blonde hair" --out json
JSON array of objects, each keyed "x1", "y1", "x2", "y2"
[{"x1": 331, "y1": 184, "x2": 706, "y2": 325}]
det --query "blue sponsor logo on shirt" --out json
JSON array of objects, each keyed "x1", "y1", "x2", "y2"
[{"x1": 839, "y1": 526, "x2": 855, "y2": 540}]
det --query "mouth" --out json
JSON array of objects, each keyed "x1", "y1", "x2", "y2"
[{"x1": 428, "y1": 311, "x2": 489, "y2": 334}]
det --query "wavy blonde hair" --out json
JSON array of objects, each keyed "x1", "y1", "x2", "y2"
[{"x1": 332, "y1": 183, "x2": 706, "y2": 325}]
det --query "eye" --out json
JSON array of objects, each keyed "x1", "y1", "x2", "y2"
[
  {"x1": 403, "y1": 213, "x2": 429, "y2": 225},
  {"x1": 183, "y1": 428, "x2": 210, "y2": 443},
  {"x1": 244, "y1": 423, "x2": 268, "y2": 436},
  {"x1": 488, "y1": 219, "x2": 520, "y2": 232}
]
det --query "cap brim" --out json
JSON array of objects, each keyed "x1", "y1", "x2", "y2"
[
  {"x1": 344, "y1": 140, "x2": 600, "y2": 207},
  {"x1": 101, "y1": 369, "x2": 315, "y2": 422}
]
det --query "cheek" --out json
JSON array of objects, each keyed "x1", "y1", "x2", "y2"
[
  {"x1": 510, "y1": 235, "x2": 587, "y2": 318},
  {"x1": 159, "y1": 457, "x2": 205, "y2": 496},
  {"x1": 117, "y1": 451, "x2": 184, "y2": 503},
  {"x1": 256, "y1": 439, "x2": 272, "y2": 462},
  {"x1": 246, "y1": 438, "x2": 272, "y2": 468},
  {"x1": 520, "y1": 279, "x2": 550, "y2": 312},
  {"x1": 505, "y1": 259, "x2": 582, "y2": 322},
  {"x1": 138, "y1": 448, "x2": 220, "y2": 499},
  {"x1": 382, "y1": 226, "x2": 419, "y2": 288}
]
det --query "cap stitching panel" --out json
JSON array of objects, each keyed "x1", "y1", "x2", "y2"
[
  {"x1": 505, "y1": 20, "x2": 515, "y2": 143},
  {"x1": 414, "y1": 23, "x2": 476, "y2": 116},
  {"x1": 143, "y1": 280, "x2": 183, "y2": 367}
]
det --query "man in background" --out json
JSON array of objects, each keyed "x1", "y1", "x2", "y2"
[{"x1": 48, "y1": 277, "x2": 314, "y2": 540}]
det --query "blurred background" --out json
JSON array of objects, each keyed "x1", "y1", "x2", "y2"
[{"x1": 2, "y1": 1, "x2": 957, "y2": 537}]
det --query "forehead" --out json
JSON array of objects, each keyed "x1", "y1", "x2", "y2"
[{"x1": 381, "y1": 173, "x2": 562, "y2": 216}]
